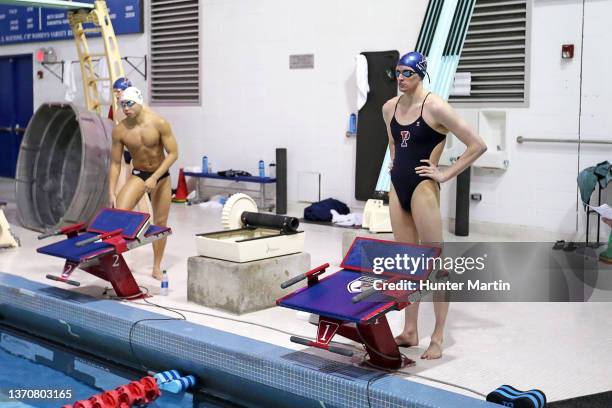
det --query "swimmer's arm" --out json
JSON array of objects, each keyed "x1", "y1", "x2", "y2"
[
  {"x1": 151, "y1": 118, "x2": 178, "y2": 180},
  {"x1": 382, "y1": 100, "x2": 396, "y2": 163},
  {"x1": 432, "y1": 98, "x2": 487, "y2": 182},
  {"x1": 109, "y1": 127, "x2": 124, "y2": 198}
]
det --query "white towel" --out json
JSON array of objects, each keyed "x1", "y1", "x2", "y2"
[
  {"x1": 355, "y1": 54, "x2": 369, "y2": 110},
  {"x1": 63, "y1": 60, "x2": 77, "y2": 102},
  {"x1": 331, "y1": 210, "x2": 363, "y2": 227},
  {"x1": 450, "y1": 72, "x2": 471, "y2": 96}
]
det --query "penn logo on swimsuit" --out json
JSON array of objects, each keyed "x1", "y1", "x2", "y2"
[{"x1": 400, "y1": 130, "x2": 410, "y2": 147}]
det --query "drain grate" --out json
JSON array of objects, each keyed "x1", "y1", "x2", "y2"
[{"x1": 283, "y1": 351, "x2": 376, "y2": 380}]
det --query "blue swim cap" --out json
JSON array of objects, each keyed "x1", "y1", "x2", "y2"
[
  {"x1": 397, "y1": 52, "x2": 428, "y2": 79},
  {"x1": 113, "y1": 77, "x2": 132, "y2": 91}
]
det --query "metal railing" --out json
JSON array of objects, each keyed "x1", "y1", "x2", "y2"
[{"x1": 516, "y1": 136, "x2": 612, "y2": 145}]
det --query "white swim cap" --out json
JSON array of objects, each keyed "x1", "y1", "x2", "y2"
[{"x1": 120, "y1": 86, "x2": 144, "y2": 105}]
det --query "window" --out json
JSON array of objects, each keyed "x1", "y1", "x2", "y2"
[
  {"x1": 150, "y1": 0, "x2": 200, "y2": 104},
  {"x1": 450, "y1": 0, "x2": 529, "y2": 104}
]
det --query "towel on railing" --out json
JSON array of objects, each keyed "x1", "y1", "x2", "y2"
[{"x1": 577, "y1": 161, "x2": 612, "y2": 208}]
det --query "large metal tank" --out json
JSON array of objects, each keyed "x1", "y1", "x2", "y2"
[{"x1": 15, "y1": 103, "x2": 112, "y2": 231}]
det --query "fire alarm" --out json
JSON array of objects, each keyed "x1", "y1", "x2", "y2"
[
  {"x1": 35, "y1": 48, "x2": 46, "y2": 63},
  {"x1": 562, "y1": 44, "x2": 574, "y2": 59}
]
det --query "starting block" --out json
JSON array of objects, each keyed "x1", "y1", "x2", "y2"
[
  {"x1": 277, "y1": 237, "x2": 446, "y2": 370},
  {"x1": 37, "y1": 208, "x2": 171, "y2": 299}
]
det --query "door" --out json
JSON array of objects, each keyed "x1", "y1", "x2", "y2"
[{"x1": 0, "y1": 54, "x2": 33, "y2": 178}]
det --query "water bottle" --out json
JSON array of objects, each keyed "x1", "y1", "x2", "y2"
[
  {"x1": 202, "y1": 156, "x2": 208, "y2": 174},
  {"x1": 158, "y1": 375, "x2": 196, "y2": 394},
  {"x1": 258, "y1": 160, "x2": 265, "y2": 178},
  {"x1": 160, "y1": 270, "x2": 168, "y2": 295},
  {"x1": 268, "y1": 163, "x2": 276, "y2": 179},
  {"x1": 349, "y1": 113, "x2": 357, "y2": 134},
  {"x1": 154, "y1": 370, "x2": 181, "y2": 384}
]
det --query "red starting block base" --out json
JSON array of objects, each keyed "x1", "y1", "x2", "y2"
[
  {"x1": 83, "y1": 254, "x2": 145, "y2": 300},
  {"x1": 321, "y1": 316, "x2": 414, "y2": 370}
]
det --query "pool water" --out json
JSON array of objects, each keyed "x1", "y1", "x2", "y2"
[{"x1": 0, "y1": 327, "x2": 228, "y2": 408}]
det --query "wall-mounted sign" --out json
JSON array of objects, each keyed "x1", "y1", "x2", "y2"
[
  {"x1": 0, "y1": 0, "x2": 143, "y2": 46},
  {"x1": 289, "y1": 54, "x2": 314, "y2": 69}
]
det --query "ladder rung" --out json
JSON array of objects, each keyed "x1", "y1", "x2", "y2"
[
  {"x1": 90, "y1": 78, "x2": 111, "y2": 82},
  {"x1": 84, "y1": 53, "x2": 107, "y2": 59}
]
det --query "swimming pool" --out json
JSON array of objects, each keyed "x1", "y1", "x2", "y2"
[{"x1": 0, "y1": 326, "x2": 229, "y2": 408}]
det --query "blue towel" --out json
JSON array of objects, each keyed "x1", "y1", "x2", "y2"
[{"x1": 578, "y1": 161, "x2": 612, "y2": 208}]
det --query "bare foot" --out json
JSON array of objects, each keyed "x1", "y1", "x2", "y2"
[
  {"x1": 395, "y1": 331, "x2": 419, "y2": 347},
  {"x1": 152, "y1": 268, "x2": 163, "y2": 281},
  {"x1": 421, "y1": 338, "x2": 443, "y2": 360}
]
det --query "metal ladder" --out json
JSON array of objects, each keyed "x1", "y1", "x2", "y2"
[{"x1": 68, "y1": 0, "x2": 125, "y2": 115}]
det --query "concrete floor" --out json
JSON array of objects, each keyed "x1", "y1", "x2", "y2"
[{"x1": 1, "y1": 177, "x2": 611, "y2": 403}]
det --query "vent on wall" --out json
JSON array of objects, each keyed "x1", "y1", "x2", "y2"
[
  {"x1": 150, "y1": 0, "x2": 200, "y2": 105},
  {"x1": 450, "y1": 0, "x2": 529, "y2": 104}
]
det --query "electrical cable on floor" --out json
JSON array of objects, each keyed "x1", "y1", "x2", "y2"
[
  {"x1": 366, "y1": 372, "x2": 388, "y2": 408},
  {"x1": 128, "y1": 297, "x2": 319, "y2": 341},
  {"x1": 114, "y1": 291, "x2": 488, "y2": 399},
  {"x1": 110, "y1": 286, "x2": 186, "y2": 371}
]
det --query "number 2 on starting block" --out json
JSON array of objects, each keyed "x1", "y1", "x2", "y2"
[{"x1": 317, "y1": 320, "x2": 339, "y2": 345}]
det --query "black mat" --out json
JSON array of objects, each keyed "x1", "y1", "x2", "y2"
[{"x1": 354, "y1": 50, "x2": 399, "y2": 201}]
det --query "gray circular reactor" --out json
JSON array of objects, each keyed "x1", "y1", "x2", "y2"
[{"x1": 15, "y1": 103, "x2": 113, "y2": 231}]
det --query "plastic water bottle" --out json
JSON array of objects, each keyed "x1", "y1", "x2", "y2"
[
  {"x1": 158, "y1": 375, "x2": 196, "y2": 394},
  {"x1": 154, "y1": 370, "x2": 181, "y2": 384},
  {"x1": 268, "y1": 163, "x2": 276, "y2": 179},
  {"x1": 349, "y1": 113, "x2": 357, "y2": 134},
  {"x1": 258, "y1": 160, "x2": 265, "y2": 178},
  {"x1": 202, "y1": 156, "x2": 208, "y2": 174},
  {"x1": 160, "y1": 270, "x2": 168, "y2": 296}
]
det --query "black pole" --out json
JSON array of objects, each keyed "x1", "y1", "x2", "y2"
[
  {"x1": 455, "y1": 166, "x2": 471, "y2": 236},
  {"x1": 276, "y1": 148, "x2": 287, "y2": 214}
]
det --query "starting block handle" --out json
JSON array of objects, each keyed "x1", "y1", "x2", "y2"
[
  {"x1": 328, "y1": 344, "x2": 354, "y2": 357},
  {"x1": 38, "y1": 222, "x2": 86, "y2": 240},
  {"x1": 352, "y1": 286, "x2": 379, "y2": 303},
  {"x1": 289, "y1": 335, "x2": 310, "y2": 346},
  {"x1": 75, "y1": 228, "x2": 123, "y2": 247},
  {"x1": 75, "y1": 234, "x2": 103, "y2": 247},
  {"x1": 281, "y1": 263, "x2": 330, "y2": 289},
  {"x1": 37, "y1": 231, "x2": 57, "y2": 240},
  {"x1": 289, "y1": 336, "x2": 353, "y2": 357},
  {"x1": 46, "y1": 274, "x2": 81, "y2": 287}
]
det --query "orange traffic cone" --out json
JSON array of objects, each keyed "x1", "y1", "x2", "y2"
[{"x1": 173, "y1": 168, "x2": 189, "y2": 203}]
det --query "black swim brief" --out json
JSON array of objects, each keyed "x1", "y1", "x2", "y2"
[{"x1": 132, "y1": 168, "x2": 170, "y2": 184}]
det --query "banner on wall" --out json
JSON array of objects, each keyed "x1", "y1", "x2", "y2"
[{"x1": 0, "y1": 0, "x2": 143, "y2": 46}]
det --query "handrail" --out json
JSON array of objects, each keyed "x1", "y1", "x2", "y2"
[{"x1": 516, "y1": 136, "x2": 612, "y2": 145}]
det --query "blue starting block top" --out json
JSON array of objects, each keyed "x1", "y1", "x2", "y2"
[
  {"x1": 37, "y1": 209, "x2": 169, "y2": 263},
  {"x1": 278, "y1": 237, "x2": 442, "y2": 323},
  {"x1": 341, "y1": 237, "x2": 440, "y2": 278},
  {"x1": 88, "y1": 208, "x2": 149, "y2": 240}
]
